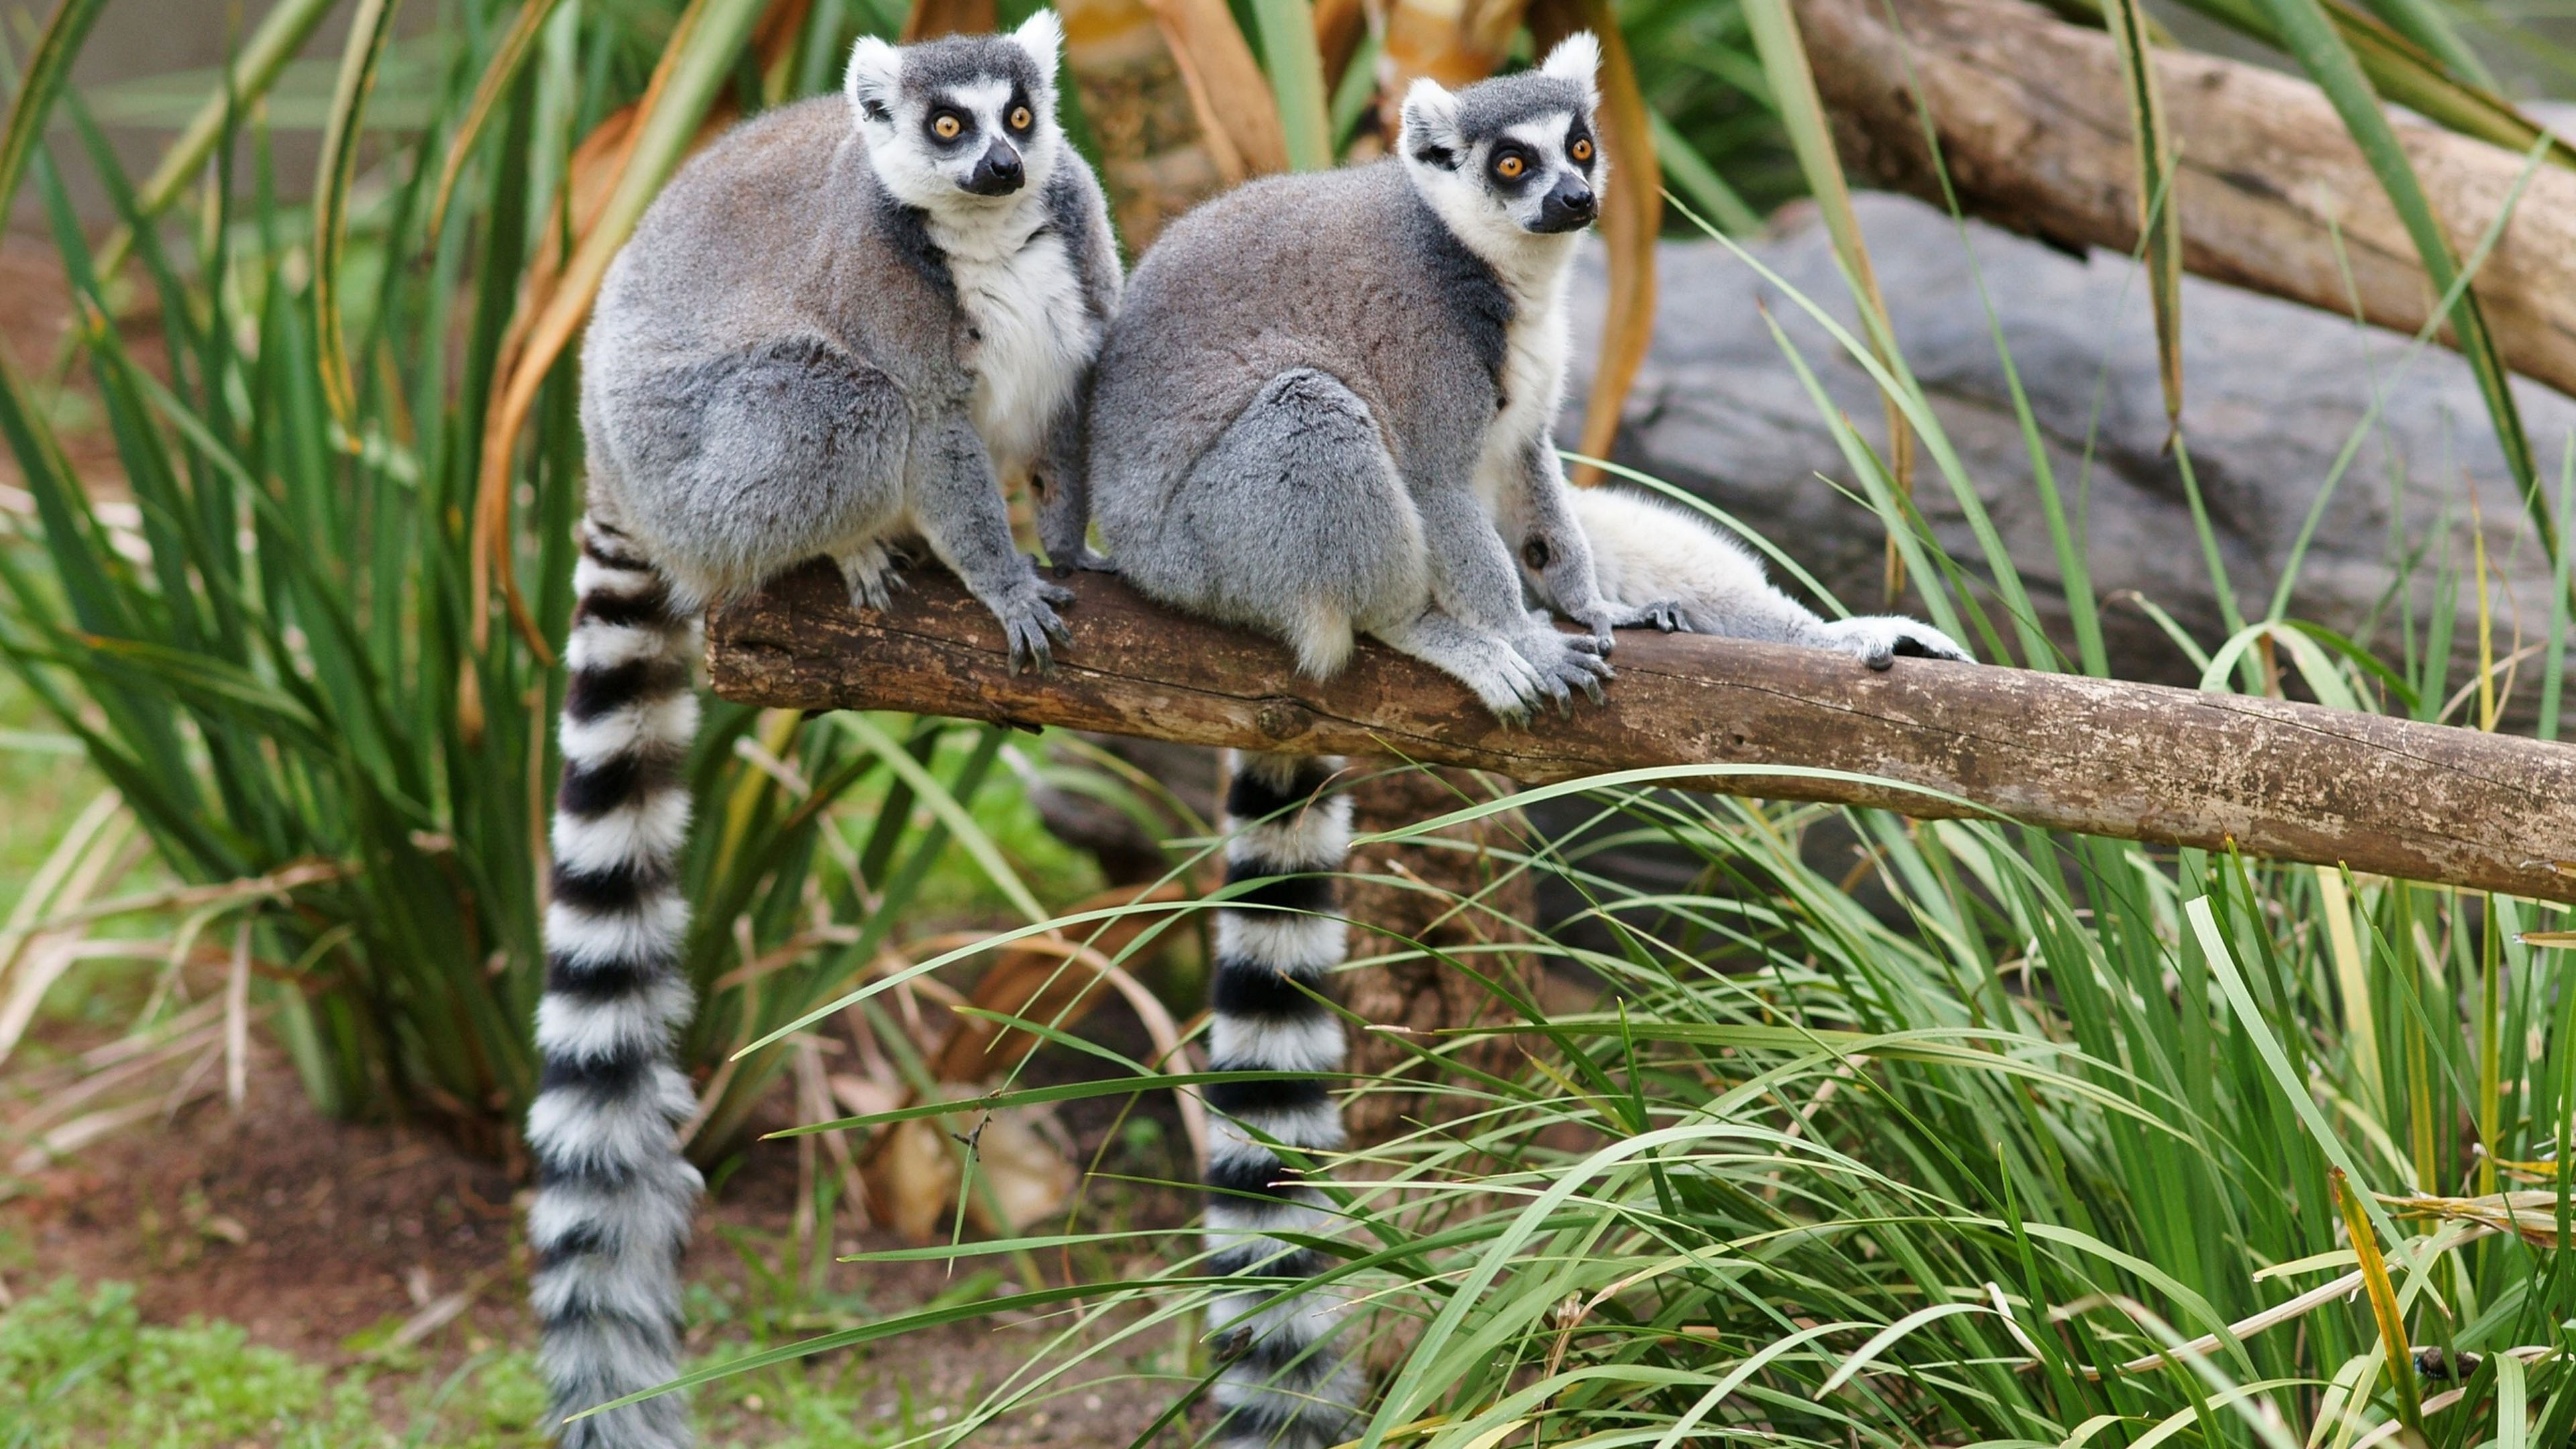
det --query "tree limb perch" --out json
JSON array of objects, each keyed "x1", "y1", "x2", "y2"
[{"x1": 709, "y1": 564, "x2": 2576, "y2": 903}]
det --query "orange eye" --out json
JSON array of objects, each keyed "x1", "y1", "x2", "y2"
[
  {"x1": 1010, "y1": 105, "x2": 1033, "y2": 129},
  {"x1": 1570, "y1": 137, "x2": 1593, "y2": 162},
  {"x1": 1496, "y1": 154, "x2": 1525, "y2": 179},
  {"x1": 932, "y1": 113, "x2": 963, "y2": 139}
]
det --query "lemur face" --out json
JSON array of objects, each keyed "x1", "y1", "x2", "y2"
[
  {"x1": 1400, "y1": 34, "x2": 1603, "y2": 245},
  {"x1": 845, "y1": 13, "x2": 1065, "y2": 211}
]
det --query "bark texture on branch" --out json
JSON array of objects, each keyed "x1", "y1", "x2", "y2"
[
  {"x1": 1796, "y1": 0, "x2": 2576, "y2": 399},
  {"x1": 710, "y1": 563, "x2": 2576, "y2": 902}
]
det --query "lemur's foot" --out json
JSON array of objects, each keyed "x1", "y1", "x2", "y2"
[
  {"x1": 1815, "y1": 615, "x2": 1973, "y2": 670},
  {"x1": 837, "y1": 543, "x2": 910, "y2": 612},
  {"x1": 1517, "y1": 631, "x2": 1613, "y2": 711},
  {"x1": 994, "y1": 590, "x2": 1073, "y2": 674},
  {"x1": 1046, "y1": 547, "x2": 1116, "y2": 579}
]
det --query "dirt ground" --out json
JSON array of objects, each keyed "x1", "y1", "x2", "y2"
[{"x1": 5, "y1": 1038, "x2": 1202, "y2": 1446}]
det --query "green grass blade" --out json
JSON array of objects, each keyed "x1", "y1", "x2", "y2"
[
  {"x1": 2101, "y1": 0, "x2": 2182, "y2": 430},
  {"x1": 1248, "y1": 0, "x2": 1332, "y2": 172},
  {"x1": 429, "y1": 0, "x2": 572, "y2": 233},
  {"x1": 313, "y1": 0, "x2": 403, "y2": 431},
  {"x1": 0, "y1": 0, "x2": 109, "y2": 221},
  {"x1": 93, "y1": 0, "x2": 343, "y2": 282},
  {"x1": 1650, "y1": 111, "x2": 1760, "y2": 237}
]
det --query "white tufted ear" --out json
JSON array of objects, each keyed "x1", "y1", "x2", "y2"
[
  {"x1": 1399, "y1": 77, "x2": 1466, "y2": 168},
  {"x1": 1010, "y1": 9, "x2": 1063, "y2": 89},
  {"x1": 845, "y1": 36, "x2": 902, "y2": 123},
  {"x1": 1539, "y1": 32, "x2": 1601, "y2": 103}
]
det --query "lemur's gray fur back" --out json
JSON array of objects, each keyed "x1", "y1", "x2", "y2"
[{"x1": 536, "y1": 19, "x2": 1116, "y2": 1446}]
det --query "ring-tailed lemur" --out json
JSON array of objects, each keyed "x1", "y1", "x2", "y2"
[
  {"x1": 1083, "y1": 34, "x2": 1964, "y2": 1447},
  {"x1": 536, "y1": 17, "x2": 1118, "y2": 1446}
]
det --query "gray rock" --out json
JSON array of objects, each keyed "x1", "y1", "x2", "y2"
[{"x1": 1564, "y1": 190, "x2": 2570, "y2": 707}]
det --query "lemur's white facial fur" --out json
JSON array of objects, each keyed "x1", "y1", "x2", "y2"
[
  {"x1": 845, "y1": 12, "x2": 1065, "y2": 215},
  {"x1": 1399, "y1": 34, "x2": 1603, "y2": 283}
]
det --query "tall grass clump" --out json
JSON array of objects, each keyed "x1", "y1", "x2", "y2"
[{"x1": 0, "y1": 0, "x2": 1118, "y2": 1165}]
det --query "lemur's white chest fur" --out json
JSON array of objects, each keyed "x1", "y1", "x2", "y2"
[
  {"x1": 1410, "y1": 153, "x2": 1582, "y2": 508},
  {"x1": 926, "y1": 201, "x2": 1093, "y2": 484},
  {"x1": 1482, "y1": 262, "x2": 1574, "y2": 496},
  {"x1": 1472, "y1": 236, "x2": 1580, "y2": 508}
]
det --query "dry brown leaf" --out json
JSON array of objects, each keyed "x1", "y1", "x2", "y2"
[
  {"x1": 470, "y1": 0, "x2": 810, "y2": 660},
  {"x1": 903, "y1": 0, "x2": 996, "y2": 40},
  {"x1": 1060, "y1": 0, "x2": 1236, "y2": 245},
  {"x1": 862, "y1": 1085, "x2": 1075, "y2": 1242},
  {"x1": 1529, "y1": 0, "x2": 1658, "y2": 487},
  {"x1": 931, "y1": 880, "x2": 1188, "y2": 1080},
  {"x1": 1313, "y1": 0, "x2": 1366, "y2": 91},
  {"x1": 1139, "y1": 0, "x2": 1287, "y2": 178}
]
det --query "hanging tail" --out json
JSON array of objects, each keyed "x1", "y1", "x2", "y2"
[
  {"x1": 527, "y1": 516, "x2": 704, "y2": 1449},
  {"x1": 1203, "y1": 751, "x2": 1362, "y2": 1448}
]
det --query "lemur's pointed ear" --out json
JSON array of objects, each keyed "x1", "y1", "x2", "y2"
[
  {"x1": 1010, "y1": 10, "x2": 1063, "y2": 88},
  {"x1": 1399, "y1": 78, "x2": 1466, "y2": 169},
  {"x1": 1540, "y1": 32, "x2": 1601, "y2": 103},
  {"x1": 845, "y1": 36, "x2": 902, "y2": 123}
]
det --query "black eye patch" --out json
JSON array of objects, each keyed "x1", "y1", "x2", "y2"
[
  {"x1": 1005, "y1": 89, "x2": 1036, "y2": 131},
  {"x1": 1487, "y1": 144, "x2": 1540, "y2": 190},
  {"x1": 1565, "y1": 123, "x2": 1596, "y2": 169},
  {"x1": 924, "y1": 106, "x2": 974, "y2": 145}
]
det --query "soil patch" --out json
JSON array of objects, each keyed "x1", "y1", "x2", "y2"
[{"x1": 5, "y1": 1042, "x2": 1201, "y2": 1446}]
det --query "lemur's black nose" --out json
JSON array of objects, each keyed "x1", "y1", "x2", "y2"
[
  {"x1": 1535, "y1": 178, "x2": 1597, "y2": 232},
  {"x1": 966, "y1": 144, "x2": 1025, "y2": 196}
]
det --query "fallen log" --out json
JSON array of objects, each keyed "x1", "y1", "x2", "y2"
[
  {"x1": 1795, "y1": 0, "x2": 2576, "y2": 402},
  {"x1": 708, "y1": 562, "x2": 2576, "y2": 903}
]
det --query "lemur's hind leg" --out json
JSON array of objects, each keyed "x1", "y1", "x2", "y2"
[
  {"x1": 529, "y1": 517, "x2": 705, "y2": 1449},
  {"x1": 1204, "y1": 751, "x2": 1362, "y2": 1449},
  {"x1": 1159, "y1": 368, "x2": 1429, "y2": 678}
]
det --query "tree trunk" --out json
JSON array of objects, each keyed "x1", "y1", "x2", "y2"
[
  {"x1": 1794, "y1": 0, "x2": 2576, "y2": 402},
  {"x1": 1329, "y1": 762, "x2": 1541, "y2": 1145}
]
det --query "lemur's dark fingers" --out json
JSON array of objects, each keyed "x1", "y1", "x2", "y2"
[
  {"x1": 1007, "y1": 615, "x2": 1061, "y2": 675},
  {"x1": 1866, "y1": 647, "x2": 1896, "y2": 672},
  {"x1": 1894, "y1": 633, "x2": 1970, "y2": 662},
  {"x1": 1037, "y1": 579, "x2": 1077, "y2": 608}
]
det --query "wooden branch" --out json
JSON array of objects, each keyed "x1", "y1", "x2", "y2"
[
  {"x1": 1796, "y1": 0, "x2": 2576, "y2": 400},
  {"x1": 709, "y1": 562, "x2": 2576, "y2": 902}
]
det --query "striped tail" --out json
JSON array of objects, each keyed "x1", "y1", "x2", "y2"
[
  {"x1": 1203, "y1": 751, "x2": 1362, "y2": 1448},
  {"x1": 527, "y1": 516, "x2": 705, "y2": 1449}
]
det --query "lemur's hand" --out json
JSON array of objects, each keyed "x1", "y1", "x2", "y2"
[
  {"x1": 1813, "y1": 615, "x2": 1973, "y2": 671},
  {"x1": 837, "y1": 542, "x2": 910, "y2": 613},
  {"x1": 1573, "y1": 600, "x2": 1691, "y2": 649}
]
